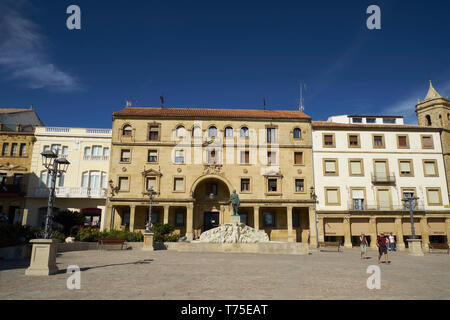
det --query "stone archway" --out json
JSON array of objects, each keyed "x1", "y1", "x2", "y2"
[{"x1": 191, "y1": 175, "x2": 233, "y2": 236}]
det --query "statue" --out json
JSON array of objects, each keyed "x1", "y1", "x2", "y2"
[{"x1": 230, "y1": 189, "x2": 240, "y2": 216}]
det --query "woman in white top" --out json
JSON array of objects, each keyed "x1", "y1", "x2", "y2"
[{"x1": 389, "y1": 233, "x2": 396, "y2": 251}]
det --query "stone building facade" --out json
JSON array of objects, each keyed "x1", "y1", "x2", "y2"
[
  {"x1": 105, "y1": 107, "x2": 316, "y2": 243},
  {"x1": 312, "y1": 115, "x2": 450, "y2": 250},
  {"x1": 0, "y1": 108, "x2": 43, "y2": 224},
  {"x1": 416, "y1": 81, "x2": 450, "y2": 203}
]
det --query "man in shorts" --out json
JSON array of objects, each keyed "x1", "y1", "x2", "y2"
[{"x1": 377, "y1": 232, "x2": 390, "y2": 264}]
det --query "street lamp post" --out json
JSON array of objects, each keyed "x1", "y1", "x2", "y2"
[
  {"x1": 310, "y1": 186, "x2": 320, "y2": 249},
  {"x1": 41, "y1": 150, "x2": 70, "y2": 239},
  {"x1": 402, "y1": 196, "x2": 419, "y2": 239},
  {"x1": 147, "y1": 186, "x2": 156, "y2": 232}
]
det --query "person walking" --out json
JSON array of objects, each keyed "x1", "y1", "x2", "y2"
[
  {"x1": 377, "y1": 232, "x2": 390, "y2": 264},
  {"x1": 389, "y1": 232, "x2": 396, "y2": 252},
  {"x1": 360, "y1": 233, "x2": 369, "y2": 259}
]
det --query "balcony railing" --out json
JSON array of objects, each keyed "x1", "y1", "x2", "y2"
[
  {"x1": 371, "y1": 172, "x2": 396, "y2": 184},
  {"x1": 34, "y1": 187, "x2": 106, "y2": 198},
  {"x1": 83, "y1": 155, "x2": 110, "y2": 161},
  {"x1": 348, "y1": 201, "x2": 425, "y2": 212}
]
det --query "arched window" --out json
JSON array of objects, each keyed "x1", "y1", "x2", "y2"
[
  {"x1": 293, "y1": 128, "x2": 302, "y2": 139},
  {"x1": 225, "y1": 127, "x2": 233, "y2": 137},
  {"x1": 425, "y1": 115, "x2": 432, "y2": 126},
  {"x1": 209, "y1": 126, "x2": 217, "y2": 137},
  {"x1": 192, "y1": 126, "x2": 202, "y2": 138},
  {"x1": 176, "y1": 125, "x2": 185, "y2": 138},
  {"x1": 240, "y1": 127, "x2": 249, "y2": 138},
  {"x1": 122, "y1": 125, "x2": 132, "y2": 136},
  {"x1": 439, "y1": 114, "x2": 443, "y2": 126}
]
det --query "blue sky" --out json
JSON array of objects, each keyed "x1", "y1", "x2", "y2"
[{"x1": 0, "y1": 0, "x2": 449, "y2": 127}]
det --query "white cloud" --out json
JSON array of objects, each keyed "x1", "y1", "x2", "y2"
[
  {"x1": 0, "y1": 5, "x2": 80, "y2": 91},
  {"x1": 382, "y1": 81, "x2": 450, "y2": 125}
]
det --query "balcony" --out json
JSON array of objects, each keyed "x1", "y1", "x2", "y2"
[
  {"x1": 0, "y1": 184, "x2": 24, "y2": 197},
  {"x1": 348, "y1": 201, "x2": 425, "y2": 212},
  {"x1": 34, "y1": 187, "x2": 106, "y2": 199},
  {"x1": 83, "y1": 155, "x2": 110, "y2": 161},
  {"x1": 371, "y1": 172, "x2": 396, "y2": 184}
]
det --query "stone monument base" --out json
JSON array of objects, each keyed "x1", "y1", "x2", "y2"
[
  {"x1": 142, "y1": 232, "x2": 154, "y2": 251},
  {"x1": 229, "y1": 215, "x2": 241, "y2": 224},
  {"x1": 199, "y1": 223, "x2": 269, "y2": 243},
  {"x1": 25, "y1": 239, "x2": 61, "y2": 276},
  {"x1": 407, "y1": 239, "x2": 424, "y2": 256}
]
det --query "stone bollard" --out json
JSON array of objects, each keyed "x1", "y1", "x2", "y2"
[
  {"x1": 143, "y1": 232, "x2": 155, "y2": 251},
  {"x1": 407, "y1": 239, "x2": 424, "y2": 256},
  {"x1": 25, "y1": 239, "x2": 61, "y2": 276}
]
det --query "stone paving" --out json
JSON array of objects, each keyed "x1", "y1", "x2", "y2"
[{"x1": 0, "y1": 248, "x2": 449, "y2": 300}]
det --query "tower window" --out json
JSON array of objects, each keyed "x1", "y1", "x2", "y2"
[{"x1": 425, "y1": 115, "x2": 432, "y2": 126}]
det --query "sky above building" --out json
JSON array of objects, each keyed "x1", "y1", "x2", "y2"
[{"x1": 0, "y1": 0, "x2": 449, "y2": 128}]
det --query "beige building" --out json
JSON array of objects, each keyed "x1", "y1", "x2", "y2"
[
  {"x1": 312, "y1": 115, "x2": 450, "y2": 250},
  {"x1": 24, "y1": 127, "x2": 112, "y2": 229},
  {"x1": 416, "y1": 81, "x2": 450, "y2": 202},
  {"x1": 105, "y1": 107, "x2": 316, "y2": 243}
]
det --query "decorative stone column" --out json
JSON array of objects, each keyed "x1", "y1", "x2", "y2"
[
  {"x1": 287, "y1": 206, "x2": 294, "y2": 243},
  {"x1": 186, "y1": 204, "x2": 193, "y2": 241},
  {"x1": 317, "y1": 217, "x2": 325, "y2": 243},
  {"x1": 25, "y1": 239, "x2": 61, "y2": 276},
  {"x1": 163, "y1": 205, "x2": 169, "y2": 224},
  {"x1": 253, "y1": 206, "x2": 260, "y2": 230},
  {"x1": 129, "y1": 205, "x2": 136, "y2": 232},
  {"x1": 395, "y1": 218, "x2": 405, "y2": 251},
  {"x1": 368, "y1": 217, "x2": 378, "y2": 249},
  {"x1": 420, "y1": 217, "x2": 430, "y2": 251},
  {"x1": 343, "y1": 216, "x2": 352, "y2": 248},
  {"x1": 446, "y1": 218, "x2": 450, "y2": 246},
  {"x1": 308, "y1": 206, "x2": 317, "y2": 247}
]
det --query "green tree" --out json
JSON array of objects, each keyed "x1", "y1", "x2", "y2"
[{"x1": 53, "y1": 210, "x2": 86, "y2": 236}]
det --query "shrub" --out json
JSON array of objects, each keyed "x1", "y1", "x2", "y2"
[
  {"x1": 75, "y1": 227, "x2": 144, "y2": 242},
  {"x1": 0, "y1": 223, "x2": 36, "y2": 248},
  {"x1": 152, "y1": 223, "x2": 180, "y2": 242},
  {"x1": 53, "y1": 210, "x2": 86, "y2": 236}
]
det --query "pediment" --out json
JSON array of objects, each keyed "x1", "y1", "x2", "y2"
[{"x1": 142, "y1": 168, "x2": 162, "y2": 177}]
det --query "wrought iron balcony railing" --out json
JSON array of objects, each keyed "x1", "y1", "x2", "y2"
[
  {"x1": 348, "y1": 201, "x2": 425, "y2": 211},
  {"x1": 371, "y1": 172, "x2": 396, "y2": 184},
  {"x1": 34, "y1": 187, "x2": 106, "y2": 199}
]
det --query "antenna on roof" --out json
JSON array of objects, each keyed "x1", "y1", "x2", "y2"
[
  {"x1": 160, "y1": 96, "x2": 164, "y2": 108},
  {"x1": 125, "y1": 99, "x2": 132, "y2": 107},
  {"x1": 263, "y1": 98, "x2": 267, "y2": 110},
  {"x1": 297, "y1": 82, "x2": 306, "y2": 112}
]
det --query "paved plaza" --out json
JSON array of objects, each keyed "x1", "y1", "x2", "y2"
[{"x1": 0, "y1": 248, "x2": 449, "y2": 300}]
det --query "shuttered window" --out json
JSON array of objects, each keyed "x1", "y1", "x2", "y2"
[
  {"x1": 121, "y1": 149, "x2": 131, "y2": 162},
  {"x1": 350, "y1": 161, "x2": 362, "y2": 175},
  {"x1": 398, "y1": 135, "x2": 408, "y2": 147},
  {"x1": 399, "y1": 161, "x2": 411, "y2": 175},
  {"x1": 294, "y1": 152, "x2": 303, "y2": 165},
  {"x1": 427, "y1": 189, "x2": 441, "y2": 204},
  {"x1": 119, "y1": 177, "x2": 129, "y2": 190},
  {"x1": 325, "y1": 160, "x2": 336, "y2": 174},
  {"x1": 377, "y1": 189, "x2": 390, "y2": 209},
  {"x1": 422, "y1": 136, "x2": 433, "y2": 148},
  {"x1": 174, "y1": 178, "x2": 184, "y2": 191},
  {"x1": 146, "y1": 177, "x2": 156, "y2": 191},
  {"x1": 324, "y1": 135, "x2": 333, "y2": 146},
  {"x1": 241, "y1": 151, "x2": 249, "y2": 164},
  {"x1": 424, "y1": 161, "x2": 437, "y2": 176},
  {"x1": 326, "y1": 189, "x2": 339, "y2": 204},
  {"x1": 149, "y1": 126, "x2": 159, "y2": 140}
]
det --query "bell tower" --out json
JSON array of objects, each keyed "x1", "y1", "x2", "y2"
[{"x1": 416, "y1": 81, "x2": 450, "y2": 200}]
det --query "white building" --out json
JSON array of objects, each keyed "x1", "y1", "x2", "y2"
[
  {"x1": 312, "y1": 116, "x2": 450, "y2": 250},
  {"x1": 24, "y1": 127, "x2": 112, "y2": 230}
]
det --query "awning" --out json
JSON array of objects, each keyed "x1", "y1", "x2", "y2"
[{"x1": 82, "y1": 208, "x2": 101, "y2": 216}]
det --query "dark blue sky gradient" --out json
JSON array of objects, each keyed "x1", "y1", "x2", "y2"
[{"x1": 1, "y1": 0, "x2": 450, "y2": 127}]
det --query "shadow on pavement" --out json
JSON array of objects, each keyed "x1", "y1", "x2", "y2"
[{"x1": 57, "y1": 259, "x2": 154, "y2": 274}]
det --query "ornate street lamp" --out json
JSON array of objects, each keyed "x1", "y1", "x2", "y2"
[
  {"x1": 146, "y1": 186, "x2": 156, "y2": 231},
  {"x1": 41, "y1": 150, "x2": 70, "y2": 239},
  {"x1": 310, "y1": 186, "x2": 320, "y2": 249},
  {"x1": 402, "y1": 196, "x2": 419, "y2": 239}
]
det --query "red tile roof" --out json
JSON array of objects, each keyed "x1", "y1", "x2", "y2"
[
  {"x1": 312, "y1": 121, "x2": 441, "y2": 131},
  {"x1": 114, "y1": 107, "x2": 311, "y2": 120}
]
